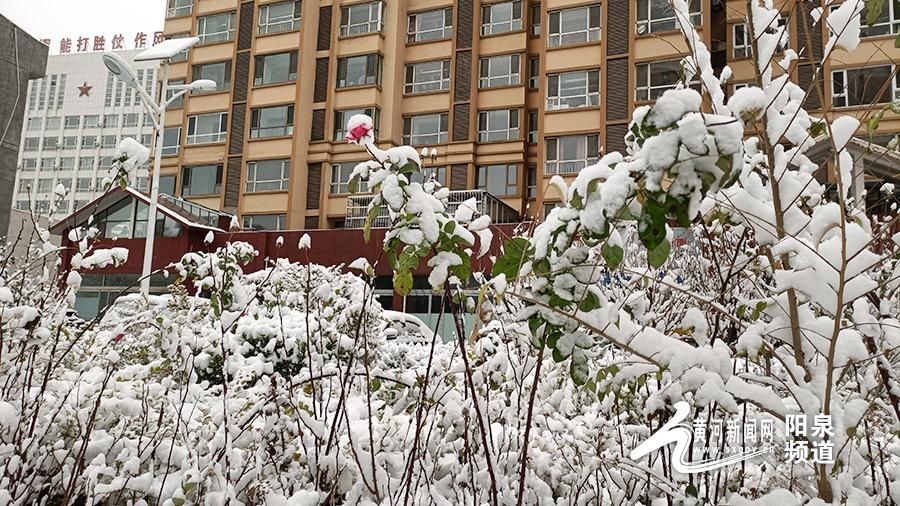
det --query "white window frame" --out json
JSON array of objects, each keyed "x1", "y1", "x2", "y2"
[
  {"x1": 198, "y1": 12, "x2": 236, "y2": 44},
  {"x1": 527, "y1": 110, "x2": 538, "y2": 144},
  {"x1": 181, "y1": 164, "x2": 223, "y2": 196},
  {"x1": 636, "y1": 0, "x2": 701, "y2": 35},
  {"x1": 733, "y1": 23, "x2": 752, "y2": 58},
  {"x1": 186, "y1": 112, "x2": 228, "y2": 144},
  {"x1": 408, "y1": 8, "x2": 453, "y2": 43},
  {"x1": 27, "y1": 118, "x2": 42, "y2": 131},
  {"x1": 476, "y1": 164, "x2": 518, "y2": 196},
  {"x1": 635, "y1": 59, "x2": 697, "y2": 101},
  {"x1": 250, "y1": 105, "x2": 294, "y2": 139},
  {"x1": 831, "y1": 65, "x2": 900, "y2": 108},
  {"x1": 340, "y1": 1, "x2": 384, "y2": 37},
  {"x1": 242, "y1": 214, "x2": 287, "y2": 231},
  {"x1": 548, "y1": 5, "x2": 601, "y2": 48},
  {"x1": 479, "y1": 53, "x2": 521, "y2": 88},
  {"x1": 481, "y1": 1, "x2": 523, "y2": 36},
  {"x1": 545, "y1": 134, "x2": 600, "y2": 174},
  {"x1": 259, "y1": 1, "x2": 301, "y2": 35},
  {"x1": 162, "y1": 127, "x2": 181, "y2": 156},
  {"x1": 167, "y1": 0, "x2": 192, "y2": 18},
  {"x1": 405, "y1": 60, "x2": 451, "y2": 94},
  {"x1": 859, "y1": 0, "x2": 900, "y2": 37},
  {"x1": 246, "y1": 159, "x2": 290, "y2": 192},
  {"x1": 478, "y1": 109, "x2": 520, "y2": 142},
  {"x1": 330, "y1": 162, "x2": 370, "y2": 194},
  {"x1": 547, "y1": 69, "x2": 600, "y2": 110},
  {"x1": 402, "y1": 113, "x2": 449, "y2": 146}
]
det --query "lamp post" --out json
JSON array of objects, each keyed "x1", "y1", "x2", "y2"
[{"x1": 102, "y1": 38, "x2": 215, "y2": 298}]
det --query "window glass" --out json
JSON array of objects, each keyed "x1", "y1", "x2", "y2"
[
  {"x1": 636, "y1": 0, "x2": 700, "y2": 34},
  {"x1": 182, "y1": 165, "x2": 223, "y2": 195},
  {"x1": 548, "y1": 5, "x2": 601, "y2": 47},
  {"x1": 242, "y1": 214, "x2": 286, "y2": 230},
  {"x1": 341, "y1": 1, "x2": 384, "y2": 36},
  {"x1": 192, "y1": 61, "x2": 232, "y2": 92},
  {"x1": 479, "y1": 54, "x2": 521, "y2": 88},
  {"x1": 547, "y1": 69, "x2": 600, "y2": 110},
  {"x1": 162, "y1": 127, "x2": 181, "y2": 156},
  {"x1": 405, "y1": 60, "x2": 451, "y2": 93},
  {"x1": 186, "y1": 112, "x2": 228, "y2": 144},
  {"x1": 334, "y1": 108, "x2": 379, "y2": 140},
  {"x1": 402, "y1": 113, "x2": 449, "y2": 145},
  {"x1": 481, "y1": 1, "x2": 523, "y2": 35},
  {"x1": 337, "y1": 54, "x2": 382, "y2": 88},
  {"x1": 198, "y1": 12, "x2": 236, "y2": 43},
  {"x1": 247, "y1": 159, "x2": 290, "y2": 192},
  {"x1": 330, "y1": 162, "x2": 370, "y2": 194},
  {"x1": 250, "y1": 105, "x2": 294, "y2": 138},
  {"x1": 167, "y1": 0, "x2": 193, "y2": 18},
  {"x1": 478, "y1": 109, "x2": 520, "y2": 142},
  {"x1": 477, "y1": 164, "x2": 518, "y2": 196},
  {"x1": 408, "y1": 8, "x2": 453, "y2": 43},
  {"x1": 254, "y1": 52, "x2": 297, "y2": 86},
  {"x1": 259, "y1": 1, "x2": 301, "y2": 34},
  {"x1": 545, "y1": 134, "x2": 600, "y2": 174}
]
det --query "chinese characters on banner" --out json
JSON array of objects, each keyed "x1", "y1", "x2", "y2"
[
  {"x1": 41, "y1": 32, "x2": 166, "y2": 54},
  {"x1": 690, "y1": 414, "x2": 835, "y2": 465}
]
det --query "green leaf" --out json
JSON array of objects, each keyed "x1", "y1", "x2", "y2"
[
  {"x1": 570, "y1": 354, "x2": 590, "y2": 385},
  {"x1": 866, "y1": 0, "x2": 885, "y2": 26},
  {"x1": 369, "y1": 377, "x2": 382, "y2": 391},
  {"x1": 578, "y1": 291, "x2": 600, "y2": 312},
  {"x1": 491, "y1": 237, "x2": 531, "y2": 279},
  {"x1": 363, "y1": 204, "x2": 381, "y2": 243},
  {"x1": 601, "y1": 243, "x2": 624, "y2": 270},
  {"x1": 686, "y1": 484, "x2": 699, "y2": 498},
  {"x1": 450, "y1": 250, "x2": 471, "y2": 282},
  {"x1": 348, "y1": 175, "x2": 360, "y2": 194},
  {"x1": 895, "y1": 32, "x2": 900, "y2": 48},
  {"x1": 810, "y1": 120, "x2": 827, "y2": 138},
  {"x1": 638, "y1": 197, "x2": 667, "y2": 251},
  {"x1": 552, "y1": 347, "x2": 567, "y2": 363},
  {"x1": 647, "y1": 238, "x2": 671, "y2": 268},
  {"x1": 394, "y1": 269, "x2": 413, "y2": 296}
]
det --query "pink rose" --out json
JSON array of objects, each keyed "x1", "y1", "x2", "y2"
[{"x1": 345, "y1": 123, "x2": 372, "y2": 144}]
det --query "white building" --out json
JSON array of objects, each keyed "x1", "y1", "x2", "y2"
[{"x1": 14, "y1": 50, "x2": 159, "y2": 218}]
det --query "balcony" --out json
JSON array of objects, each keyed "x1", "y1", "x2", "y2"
[{"x1": 346, "y1": 189, "x2": 520, "y2": 229}]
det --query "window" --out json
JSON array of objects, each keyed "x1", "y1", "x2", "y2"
[
  {"x1": 405, "y1": 60, "x2": 451, "y2": 93},
  {"x1": 37, "y1": 178, "x2": 53, "y2": 193},
  {"x1": 337, "y1": 54, "x2": 382, "y2": 88},
  {"x1": 246, "y1": 159, "x2": 290, "y2": 192},
  {"x1": 27, "y1": 118, "x2": 42, "y2": 131},
  {"x1": 408, "y1": 8, "x2": 453, "y2": 43},
  {"x1": 186, "y1": 112, "x2": 228, "y2": 144},
  {"x1": 531, "y1": 3, "x2": 542, "y2": 36},
  {"x1": 250, "y1": 105, "x2": 294, "y2": 138},
  {"x1": 136, "y1": 177, "x2": 149, "y2": 192},
  {"x1": 65, "y1": 116, "x2": 80, "y2": 128},
  {"x1": 98, "y1": 199, "x2": 134, "y2": 238},
  {"x1": 259, "y1": 0, "x2": 301, "y2": 34},
  {"x1": 402, "y1": 113, "x2": 449, "y2": 145},
  {"x1": 99, "y1": 156, "x2": 113, "y2": 170},
  {"x1": 547, "y1": 69, "x2": 600, "y2": 110},
  {"x1": 63, "y1": 136, "x2": 78, "y2": 149},
  {"x1": 832, "y1": 65, "x2": 900, "y2": 107},
  {"x1": 101, "y1": 135, "x2": 117, "y2": 149},
  {"x1": 479, "y1": 53, "x2": 521, "y2": 88},
  {"x1": 529, "y1": 56, "x2": 540, "y2": 89},
  {"x1": 143, "y1": 115, "x2": 155, "y2": 127},
  {"x1": 84, "y1": 115, "x2": 100, "y2": 128},
  {"x1": 162, "y1": 127, "x2": 181, "y2": 156},
  {"x1": 548, "y1": 5, "x2": 601, "y2": 47},
  {"x1": 167, "y1": 80, "x2": 185, "y2": 107},
  {"x1": 160, "y1": 175, "x2": 176, "y2": 196},
  {"x1": 23, "y1": 138, "x2": 40, "y2": 151},
  {"x1": 40, "y1": 158, "x2": 54, "y2": 170},
  {"x1": 733, "y1": 23, "x2": 751, "y2": 58},
  {"x1": 167, "y1": 33, "x2": 190, "y2": 62},
  {"x1": 526, "y1": 165, "x2": 537, "y2": 198},
  {"x1": 733, "y1": 20, "x2": 788, "y2": 58},
  {"x1": 103, "y1": 114, "x2": 118, "y2": 128},
  {"x1": 58, "y1": 178, "x2": 73, "y2": 190},
  {"x1": 18, "y1": 179, "x2": 32, "y2": 192},
  {"x1": 859, "y1": 0, "x2": 900, "y2": 37},
  {"x1": 141, "y1": 134, "x2": 154, "y2": 147},
  {"x1": 527, "y1": 109, "x2": 538, "y2": 144},
  {"x1": 242, "y1": 214, "x2": 286, "y2": 231},
  {"x1": 123, "y1": 113, "x2": 139, "y2": 127},
  {"x1": 181, "y1": 165, "x2": 223, "y2": 195},
  {"x1": 192, "y1": 61, "x2": 232, "y2": 92},
  {"x1": 254, "y1": 52, "x2": 297, "y2": 86},
  {"x1": 198, "y1": 12, "x2": 236, "y2": 44},
  {"x1": 167, "y1": 0, "x2": 192, "y2": 18},
  {"x1": 21, "y1": 158, "x2": 37, "y2": 171},
  {"x1": 636, "y1": 60, "x2": 693, "y2": 101},
  {"x1": 482, "y1": 1, "x2": 523, "y2": 35},
  {"x1": 546, "y1": 134, "x2": 600, "y2": 174},
  {"x1": 330, "y1": 162, "x2": 369, "y2": 194},
  {"x1": 16, "y1": 200, "x2": 30, "y2": 211},
  {"x1": 46, "y1": 117, "x2": 61, "y2": 130},
  {"x1": 79, "y1": 157, "x2": 95, "y2": 170},
  {"x1": 477, "y1": 164, "x2": 518, "y2": 196},
  {"x1": 43, "y1": 137, "x2": 59, "y2": 150},
  {"x1": 334, "y1": 108, "x2": 380, "y2": 140},
  {"x1": 636, "y1": 0, "x2": 700, "y2": 34},
  {"x1": 59, "y1": 157, "x2": 75, "y2": 170},
  {"x1": 340, "y1": 1, "x2": 384, "y2": 36},
  {"x1": 478, "y1": 109, "x2": 520, "y2": 142},
  {"x1": 77, "y1": 178, "x2": 92, "y2": 191},
  {"x1": 81, "y1": 135, "x2": 97, "y2": 148},
  {"x1": 409, "y1": 166, "x2": 447, "y2": 186}
]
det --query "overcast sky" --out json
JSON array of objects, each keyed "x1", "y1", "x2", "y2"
[{"x1": 1, "y1": 0, "x2": 165, "y2": 53}]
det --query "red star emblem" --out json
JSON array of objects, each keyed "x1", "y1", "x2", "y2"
[{"x1": 77, "y1": 82, "x2": 92, "y2": 97}]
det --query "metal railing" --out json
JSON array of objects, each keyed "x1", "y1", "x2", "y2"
[
  {"x1": 158, "y1": 193, "x2": 229, "y2": 228},
  {"x1": 346, "y1": 189, "x2": 520, "y2": 229}
]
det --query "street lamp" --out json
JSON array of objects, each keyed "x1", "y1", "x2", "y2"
[{"x1": 102, "y1": 37, "x2": 212, "y2": 298}]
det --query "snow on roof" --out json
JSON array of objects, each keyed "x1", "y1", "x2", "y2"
[{"x1": 49, "y1": 187, "x2": 228, "y2": 234}]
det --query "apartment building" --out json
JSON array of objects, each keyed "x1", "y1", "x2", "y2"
[
  {"x1": 156, "y1": 0, "x2": 898, "y2": 231},
  {"x1": 13, "y1": 51, "x2": 158, "y2": 218}
]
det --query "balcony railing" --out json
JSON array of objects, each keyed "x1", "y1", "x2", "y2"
[
  {"x1": 158, "y1": 193, "x2": 230, "y2": 228},
  {"x1": 346, "y1": 189, "x2": 520, "y2": 229}
]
